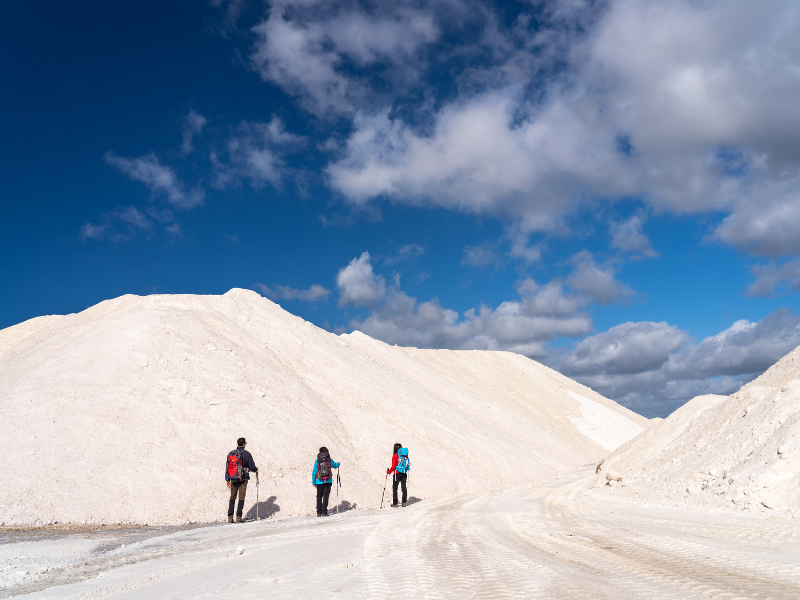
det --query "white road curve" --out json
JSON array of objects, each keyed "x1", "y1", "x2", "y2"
[{"x1": 4, "y1": 472, "x2": 800, "y2": 599}]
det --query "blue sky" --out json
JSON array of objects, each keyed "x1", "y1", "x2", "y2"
[{"x1": 3, "y1": 0, "x2": 800, "y2": 417}]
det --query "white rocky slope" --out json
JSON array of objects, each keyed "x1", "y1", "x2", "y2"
[
  {"x1": 0, "y1": 289, "x2": 649, "y2": 526},
  {"x1": 596, "y1": 344, "x2": 800, "y2": 514}
]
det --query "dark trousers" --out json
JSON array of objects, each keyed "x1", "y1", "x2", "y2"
[
  {"x1": 228, "y1": 480, "x2": 247, "y2": 517},
  {"x1": 316, "y1": 482, "x2": 332, "y2": 515},
  {"x1": 392, "y1": 473, "x2": 407, "y2": 504}
]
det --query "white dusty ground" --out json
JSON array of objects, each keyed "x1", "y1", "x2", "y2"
[
  {"x1": 0, "y1": 289, "x2": 648, "y2": 527},
  {"x1": 596, "y1": 344, "x2": 800, "y2": 515},
  {"x1": 3, "y1": 473, "x2": 799, "y2": 599}
]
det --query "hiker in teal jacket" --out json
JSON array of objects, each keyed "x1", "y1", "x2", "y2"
[
  {"x1": 387, "y1": 443, "x2": 409, "y2": 507},
  {"x1": 312, "y1": 447, "x2": 340, "y2": 516}
]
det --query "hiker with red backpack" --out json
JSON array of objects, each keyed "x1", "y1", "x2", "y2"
[
  {"x1": 312, "y1": 447, "x2": 340, "y2": 517},
  {"x1": 225, "y1": 437, "x2": 258, "y2": 523},
  {"x1": 387, "y1": 443, "x2": 410, "y2": 507}
]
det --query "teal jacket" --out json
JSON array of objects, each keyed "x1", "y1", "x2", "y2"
[{"x1": 312, "y1": 458, "x2": 340, "y2": 485}]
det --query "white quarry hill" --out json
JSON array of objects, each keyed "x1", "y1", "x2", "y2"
[
  {"x1": 597, "y1": 344, "x2": 800, "y2": 514},
  {"x1": 0, "y1": 289, "x2": 649, "y2": 527}
]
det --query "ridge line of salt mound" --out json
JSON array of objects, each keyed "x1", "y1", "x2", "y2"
[
  {"x1": 0, "y1": 315, "x2": 65, "y2": 358},
  {"x1": 0, "y1": 289, "x2": 648, "y2": 526}
]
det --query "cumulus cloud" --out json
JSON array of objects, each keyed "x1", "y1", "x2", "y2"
[
  {"x1": 555, "y1": 308, "x2": 800, "y2": 416},
  {"x1": 336, "y1": 251, "x2": 596, "y2": 357},
  {"x1": 212, "y1": 117, "x2": 305, "y2": 188},
  {"x1": 566, "y1": 252, "x2": 633, "y2": 305},
  {"x1": 610, "y1": 213, "x2": 658, "y2": 258},
  {"x1": 336, "y1": 251, "x2": 388, "y2": 307},
  {"x1": 254, "y1": 283, "x2": 331, "y2": 302},
  {"x1": 105, "y1": 152, "x2": 205, "y2": 209},
  {"x1": 181, "y1": 110, "x2": 208, "y2": 154},
  {"x1": 321, "y1": 0, "x2": 800, "y2": 255},
  {"x1": 747, "y1": 260, "x2": 800, "y2": 297},
  {"x1": 250, "y1": 2, "x2": 440, "y2": 116}
]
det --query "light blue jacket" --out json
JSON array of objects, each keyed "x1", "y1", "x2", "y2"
[{"x1": 312, "y1": 458, "x2": 340, "y2": 485}]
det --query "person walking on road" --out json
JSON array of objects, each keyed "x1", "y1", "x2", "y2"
[
  {"x1": 313, "y1": 447, "x2": 340, "y2": 517},
  {"x1": 225, "y1": 437, "x2": 258, "y2": 523},
  {"x1": 387, "y1": 443, "x2": 410, "y2": 507}
]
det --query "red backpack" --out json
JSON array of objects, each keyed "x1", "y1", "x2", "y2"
[{"x1": 227, "y1": 449, "x2": 246, "y2": 481}]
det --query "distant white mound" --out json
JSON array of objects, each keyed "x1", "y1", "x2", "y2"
[
  {"x1": 597, "y1": 345, "x2": 800, "y2": 514},
  {"x1": 0, "y1": 289, "x2": 649, "y2": 526}
]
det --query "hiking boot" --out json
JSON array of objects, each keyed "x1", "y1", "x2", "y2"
[
  {"x1": 228, "y1": 516, "x2": 234, "y2": 523},
  {"x1": 236, "y1": 516, "x2": 245, "y2": 523},
  {"x1": 402, "y1": 502, "x2": 407, "y2": 507},
  {"x1": 391, "y1": 503, "x2": 399, "y2": 508}
]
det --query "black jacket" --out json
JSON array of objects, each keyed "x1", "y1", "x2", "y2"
[{"x1": 225, "y1": 447, "x2": 258, "y2": 482}]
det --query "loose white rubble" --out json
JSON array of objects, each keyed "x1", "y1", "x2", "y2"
[
  {"x1": 597, "y1": 344, "x2": 800, "y2": 515},
  {"x1": 0, "y1": 289, "x2": 649, "y2": 526}
]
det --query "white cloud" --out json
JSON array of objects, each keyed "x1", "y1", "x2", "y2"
[
  {"x1": 254, "y1": 283, "x2": 331, "y2": 302},
  {"x1": 212, "y1": 117, "x2": 305, "y2": 188},
  {"x1": 336, "y1": 252, "x2": 593, "y2": 357},
  {"x1": 336, "y1": 251, "x2": 387, "y2": 307},
  {"x1": 327, "y1": 96, "x2": 623, "y2": 230},
  {"x1": 250, "y1": 3, "x2": 439, "y2": 116},
  {"x1": 610, "y1": 213, "x2": 658, "y2": 258},
  {"x1": 711, "y1": 177, "x2": 800, "y2": 257},
  {"x1": 566, "y1": 251, "x2": 632, "y2": 305},
  {"x1": 507, "y1": 228, "x2": 543, "y2": 264},
  {"x1": 560, "y1": 321, "x2": 688, "y2": 376},
  {"x1": 181, "y1": 110, "x2": 208, "y2": 154},
  {"x1": 555, "y1": 308, "x2": 800, "y2": 415},
  {"x1": 105, "y1": 152, "x2": 205, "y2": 209},
  {"x1": 323, "y1": 0, "x2": 800, "y2": 255},
  {"x1": 747, "y1": 260, "x2": 800, "y2": 297}
]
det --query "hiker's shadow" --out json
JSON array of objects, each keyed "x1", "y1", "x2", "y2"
[
  {"x1": 335, "y1": 500, "x2": 357, "y2": 513},
  {"x1": 405, "y1": 496, "x2": 422, "y2": 506},
  {"x1": 246, "y1": 495, "x2": 280, "y2": 520}
]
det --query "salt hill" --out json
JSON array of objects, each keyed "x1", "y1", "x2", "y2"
[
  {"x1": 597, "y1": 344, "x2": 800, "y2": 515},
  {"x1": 0, "y1": 289, "x2": 649, "y2": 526}
]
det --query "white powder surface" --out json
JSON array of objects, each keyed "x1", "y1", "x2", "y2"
[
  {"x1": 566, "y1": 391, "x2": 648, "y2": 452},
  {"x1": 596, "y1": 344, "x2": 800, "y2": 514},
  {"x1": 0, "y1": 314, "x2": 64, "y2": 357},
  {"x1": 0, "y1": 289, "x2": 649, "y2": 526}
]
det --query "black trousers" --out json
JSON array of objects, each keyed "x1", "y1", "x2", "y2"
[
  {"x1": 392, "y1": 473, "x2": 407, "y2": 504},
  {"x1": 316, "y1": 482, "x2": 332, "y2": 514}
]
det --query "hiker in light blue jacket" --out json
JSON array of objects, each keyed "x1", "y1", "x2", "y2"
[
  {"x1": 386, "y1": 443, "x2": 410, "y2": 507},
  {"x1": 312, "y1": 447, "x2": 340, "y2": 517}
]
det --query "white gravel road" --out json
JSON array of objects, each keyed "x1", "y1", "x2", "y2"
[{"x1": 4, "y1": 472, "x2": 799, "y2": 599}]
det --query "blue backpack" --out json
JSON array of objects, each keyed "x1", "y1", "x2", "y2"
[{"x1": 397, "y1": 448, "x2": 410, "y2": 473}]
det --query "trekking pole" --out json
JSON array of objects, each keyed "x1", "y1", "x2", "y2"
[
  {"x1": 256, "y1": 473, "x2": 260, "y2": 521},
  {"x1": 380, "y1": 472, "x2": 388, "y2": 509},
  {"x1": 336, "y1": 468, "x2": 340, "y2": 515}
]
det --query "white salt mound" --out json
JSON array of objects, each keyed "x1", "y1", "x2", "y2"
[
  {"x1": 597, "y1": 344, "x2": 800, "y2": 513},
  {"x1": 0, "y1": 314, "x2": 64, "y2": 357},
  {"x1": 0, "y1": 289, "x2": 648, "y2": 526}
]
